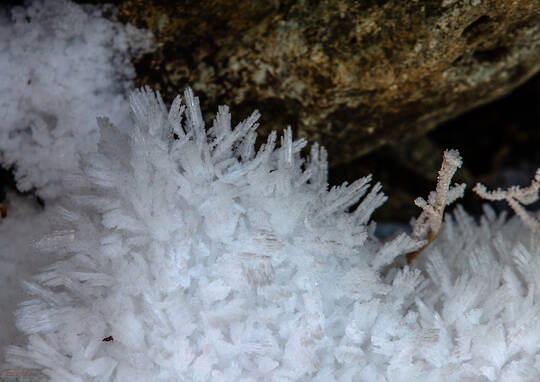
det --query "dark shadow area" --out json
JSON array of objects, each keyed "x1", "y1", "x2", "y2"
[{"x1": 330, "y1": 71, "x2": 540, "y2": 224}]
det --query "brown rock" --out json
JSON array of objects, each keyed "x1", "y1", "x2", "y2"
[{"x1": 115, "y1": 0, "x2": 539, "y2": 166}]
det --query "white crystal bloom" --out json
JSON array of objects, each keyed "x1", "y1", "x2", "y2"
[{"x1": 5, "y1": 88, "x2": 540, "y2": 382}]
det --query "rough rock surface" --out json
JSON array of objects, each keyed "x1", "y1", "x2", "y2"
[{"x1": 115, "y1": 0, "x2": 540, "y2": 165}]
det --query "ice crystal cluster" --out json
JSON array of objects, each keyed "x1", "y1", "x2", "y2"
[
  {"x1": 3, "y1": 1, "x2": 540, "y2": 381},
  {"x1": 4, "y1": 86, "x2": 540, "y2": 382},
  {"x1": 0, "y1": 0, "x2": 152, "y2": 198}
]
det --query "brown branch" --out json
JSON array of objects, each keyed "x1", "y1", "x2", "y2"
[
  {"x1": 474, "y1": 169, "x2": 540, "y2": 235},
  {"x1": 406, "y1": 149, "x2": 465, "y2": 264}
]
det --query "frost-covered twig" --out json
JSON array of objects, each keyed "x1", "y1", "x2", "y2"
[
  {"x1": 406, "y1": 149, "x2": 466, "y2": 263},
  {"x1": 474, "y1": 169, "x2": 540, "y2": 234}
]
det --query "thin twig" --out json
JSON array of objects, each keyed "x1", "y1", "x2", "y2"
[{"x1": 406, "y1": 149, "x2": 465, "y2": 264}]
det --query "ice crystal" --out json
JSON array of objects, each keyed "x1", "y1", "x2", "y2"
[{"x1": 5, "y1": 87, "x2": 540, "y2": 381}]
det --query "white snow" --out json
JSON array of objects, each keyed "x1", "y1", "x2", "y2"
[{"x1": 0, "y1": 0, "x2": 152, "y2": 198}]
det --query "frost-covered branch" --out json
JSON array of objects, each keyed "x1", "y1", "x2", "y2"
[
  {"x1": 474, "y1": 169, "x2": 540, "y2": 234},
  {"x1": 407, "y1": 149, "x2": 466, "y2": 263}
]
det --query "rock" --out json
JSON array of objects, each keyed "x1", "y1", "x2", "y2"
[{"x1": 115, "y1": 0, "x2": 539, "y2": 165}]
